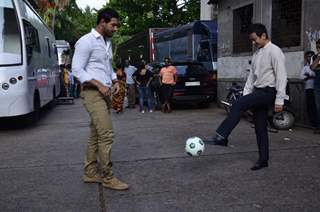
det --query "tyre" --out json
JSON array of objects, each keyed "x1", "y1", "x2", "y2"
[
  {"x1": 198, "y1": 102, "x2": 210, "y2": 108},
  {"x1": 271, "y1": 110, "x2": 295, "y2": 130}
]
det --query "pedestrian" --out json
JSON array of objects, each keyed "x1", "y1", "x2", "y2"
[
  {"x1": 205, "y1": 23, "x2": 288, "y2": 171},
  {"x1": 159, "y1": 57, "x2": 177, "y2": 113},
  {"x1": 310, "y1": 39, "x2": 320, "y2": 134},
  {"x1": 133, "y1": 64, "x2": 154, "y2": 113},
  {"x1": 63, "y1": 65, "x2": 69, "y2": 97},
  {"x1": 124, "y1": 59, "x2": 137, "y2": 108},
  {"x1": 72, "y1": 8, "x2": 129, "y2": 190},
  {"x1": 112, "y1": 64, "x2": 126, "y2": 113},
  {"x1": 300, "y1": 51, "x2": 317, "y2": 128}
]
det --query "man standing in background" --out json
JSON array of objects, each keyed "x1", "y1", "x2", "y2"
[
  {"x1": 300, "y1": 51, "x2": 317, "y2": 128},
  {"x1": 310, "y1": 39, "x2": 320, "y2": 134},
  {"x1": 124, "y1": 59, "x2": 137, "y2": 108}
]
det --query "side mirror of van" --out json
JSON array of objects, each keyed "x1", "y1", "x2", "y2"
[{"x1": 27, "y1": 45, "x2": 33, "y2": 64}]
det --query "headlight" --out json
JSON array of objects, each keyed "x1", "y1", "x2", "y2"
[
  {"x1": 9, "y1": 77, "x2": 17, "y2": 84},
  {"x1": 2, "y1": 83, "x2": 9, "y2": 90}
]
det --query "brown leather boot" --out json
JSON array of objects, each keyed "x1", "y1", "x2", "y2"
[{"x1": 102, "y1": 176, "x2": 129, "y2": 190}]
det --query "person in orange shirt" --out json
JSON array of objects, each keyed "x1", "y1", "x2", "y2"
[{"x1": 159, "y1": 57, "x2": 177, "y2": 112}]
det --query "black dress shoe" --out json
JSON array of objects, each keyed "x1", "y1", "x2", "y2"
[
  {"x1": 204, "y1": 137, "x2": 228, "y2": 146},
  {"x1": 251, "y1": 161, "x2": 268, "y2": 171}
]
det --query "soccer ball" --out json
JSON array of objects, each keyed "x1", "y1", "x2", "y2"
[{"x1": 185, "y1": 137, "x2": 205, "y2": 157}]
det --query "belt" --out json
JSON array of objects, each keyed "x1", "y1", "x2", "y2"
[
  {"x1": 82, "y1": 83, "x2": 98, "y2": 91},
  {"x1": 254, "y1": 86, "x2": 276, "y2": 92}
]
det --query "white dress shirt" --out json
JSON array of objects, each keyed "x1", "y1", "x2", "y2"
[
  {"x1": 72, "y1": 29, "x2": 117, "y2": 88},
  {"x1": 243, "y1": 42, "x2": 288, "y2": 105}
]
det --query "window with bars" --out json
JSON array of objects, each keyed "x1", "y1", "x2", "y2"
[
  {"x1": 233, "y1": 4, "x2": 253, "y2": 53},
  {"x1": 271, "y1": 0, "x2": 302, "y2": 48}
]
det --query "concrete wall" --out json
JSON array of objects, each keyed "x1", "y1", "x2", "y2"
[
  {"x1": 200, "y1": 0, "x2": 214, "y2": 20},
  {"x1": 214, "y1": 0, "x2": 320, "y2": 126}
]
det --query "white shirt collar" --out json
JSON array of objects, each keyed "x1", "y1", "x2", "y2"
[{"x1": 91, "y1": 28, "x2": 102, "y2": 38}]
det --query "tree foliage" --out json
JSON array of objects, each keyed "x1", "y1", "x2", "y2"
[
  {"x1": 37, "y1": 0, "x2": 200, "y2": 47},
  {"x1": 104, "y1": 0, "x2": 200, "y2": 48},
  {"x1": 38, "y1": 0, "x2": 97, "y2": 46},
  {"x1": 106, "y1": 0, "x2": 200, "y2": 36}
]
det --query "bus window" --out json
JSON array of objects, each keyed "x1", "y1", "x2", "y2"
[
  {"x1": 23, "y1": 20, "x2": 40, "y2": 53},
  {"x1": 0, "y1": 0, "x2": 22, "y2": 66}
]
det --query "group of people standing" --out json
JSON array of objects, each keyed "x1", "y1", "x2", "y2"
[
  {"x1": 111, "y1": 58, "x2": 178, "y2": 114},
  {"x1": 300, "y1": 39, "x2": 320, "y2": 133}
]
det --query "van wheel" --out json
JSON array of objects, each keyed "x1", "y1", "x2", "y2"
[{"x1": 198, "y1": 102, "x2": 210, "y2": 108}]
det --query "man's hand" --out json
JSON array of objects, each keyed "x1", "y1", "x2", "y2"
[
  {"x1": 274, "y1": 104, "x2": 283, "y2": 113},
  {"x1": 112, "y1": 82, "x2": 120, "y2": 95},
  {"x1": 98, "y1": 84, "x2": 111, "y2": 97}
]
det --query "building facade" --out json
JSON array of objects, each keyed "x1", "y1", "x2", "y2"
[{"x1": 203, "y1": 0, "x2": 320, "y2": 126}]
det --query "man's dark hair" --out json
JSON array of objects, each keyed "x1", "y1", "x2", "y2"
[
  {"x1": 247, "y1": 23, "x2": 269, "y2": 39},
  {"x1": 305, "y1": 51, "x2": 315, "y2": 56},
  {"x1": 316, "y1": 39, "x2": 320, "y2": 45},
  {"x1": 97, "y1": 8, "x2": 119, "y2": 25}
]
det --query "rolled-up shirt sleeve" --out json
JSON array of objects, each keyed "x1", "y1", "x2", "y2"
[
  {"x1": 272, "y1": 49, "x2": 288, "y2": 105},
  {"x1": 72, "y1": 39, "x2": 93, "y2": 83}
]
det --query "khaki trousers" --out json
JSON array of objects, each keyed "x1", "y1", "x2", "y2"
[{"x1": 81, "y1": 89, "x2": 114, "y2": 178}]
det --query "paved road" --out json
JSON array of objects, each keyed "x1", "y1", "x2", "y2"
[{"x1": 0, "y1": 100, "x2": 319, "y2": 212}]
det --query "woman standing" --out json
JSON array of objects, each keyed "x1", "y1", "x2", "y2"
[
  {"x1": 159, "y1": 57, "x2": 177, "y2": 113},
  {"x1": 112, "y1": 64, "x2": 126, "y2": 113}
]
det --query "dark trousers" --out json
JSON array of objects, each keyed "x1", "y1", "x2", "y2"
[
  {"x1": 217, "y1": 87, "x2": 276, "y2": 162},
  {"x1": 305, "y1": 89, "x2": 318, "y2": 127}
]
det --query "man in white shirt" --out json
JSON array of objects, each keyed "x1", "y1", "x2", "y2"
[
  {"x1": 72, "y1": 8, "x2": 128, "y2": 190},
  {"x1": 300, "y1": 51, "x2": 317, "y2": 128},
  {"x1": 205, "y1": 23, "x2": 288, "y2": 171},
  {"x1": 124, "y1": 59, "x2": 137, "y2": 108}
]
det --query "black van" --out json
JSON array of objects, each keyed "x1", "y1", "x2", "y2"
[{"x1": 151, "y1": 62, "x2": 216, "y2": 108}]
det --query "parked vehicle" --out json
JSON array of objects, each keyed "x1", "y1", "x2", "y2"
[
  {"x1": 220, "y1": 83, "x2": 295, "y2": 130},
  {"x1": 154, "y1": 20, "x2": 217, "y2": 75},
  {"x1": 55, "y1": 40, "x2": 71, "y2": 67},
  {"x1": 151, "y1": 62, "x2": 216, "y2": 108},
  {"x1": 0, "y1": 0, "x2": 60, "y2": 123},
  {"x1": 115, "y1": 28, "x2": 168, "y2": 67}
]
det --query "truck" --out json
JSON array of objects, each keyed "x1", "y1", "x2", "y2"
[{"x1": 115, "y1": 28, "x2": 168, "y2": 67}]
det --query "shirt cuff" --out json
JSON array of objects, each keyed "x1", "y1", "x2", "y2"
[
  {"x1": 275, "y1": 98, "x2": 284, "y2": 105},
  {"x1": 111, "y1": 72, "x2": 117, "y2": 81}
]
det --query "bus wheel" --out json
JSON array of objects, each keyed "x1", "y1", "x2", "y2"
[
  {"x1": 21, "y1": 92, "x2": 40, "y2": 127},
  {"x1": 49, "y1": 86, "x2": 57, "y2": 108},
  {"x1": 32, "y1": 91, "x2": 41, "y2": 123}
]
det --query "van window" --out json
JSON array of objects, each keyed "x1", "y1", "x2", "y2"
[
  {"x1": 176, "y1": 64, "x2": 207, "y2": 75},
  {"x1": 0, "y1": 0, "x2": 22, "y2": 66},
  {"x1": 23, "y1": 20, "x2": 40, "y2": 53}
]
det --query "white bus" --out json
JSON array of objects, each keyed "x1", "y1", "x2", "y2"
[
  {"x1": 55, "y1": 40, "x2": 71, "y2": 66},
  {"x1": 0, "y1": 0, "x2": 61, "y2": 122}
]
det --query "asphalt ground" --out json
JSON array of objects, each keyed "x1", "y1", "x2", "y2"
[{"x1": 0, "y1": 99, "x2": 319, "y2": 212}]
